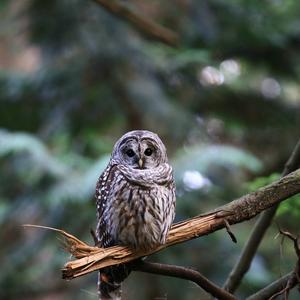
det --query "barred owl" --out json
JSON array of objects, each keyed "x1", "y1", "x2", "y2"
[{"x1": 95, "y1": 130, "x2": 175, "y2": 300}]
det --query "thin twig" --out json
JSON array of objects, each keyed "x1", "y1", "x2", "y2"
[
  {"x1": 223, "y1": 138, "x2": 300, "y2": 292},
  {"x1": 132, "y1": 261, "x2": 237, "y2": 300},
  {"x1": 224, "y1": 219, "x2": 237, "y2": 243},
  {"x1": 247, "y1": 229, "x2": 300, "y2": 300},
  {"x1": 246, "y1": 272, "x2": 293, "y2": 300},
  {"x1": 22, "y1": 224, "x2": 98, "y2": 258},
  {"x1": 275, "y1": 229, "x2": 300, "y2": 299},
  {"x1": 93, "y1": 0, "x2": 179, "y2": 46}
]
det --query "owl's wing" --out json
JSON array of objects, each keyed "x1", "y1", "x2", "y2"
[
  {"x1": 95, "y1": 164, "x2": 130, "y2": 298},
  {"x1": 95, "y1": 164, "x2": 117, "y2": 248}
]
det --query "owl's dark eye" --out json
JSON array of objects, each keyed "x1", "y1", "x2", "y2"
[
  {"x1": 144, "y1": 148, "x2": 153, "y2": 156},
  {"x1": 126, "y1": 149, "x2": 135, "y2": 157}
]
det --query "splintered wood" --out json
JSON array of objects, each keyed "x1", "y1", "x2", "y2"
[
  {"x1": 24, "y1": 211, "x2": 229, "y2": 279},
  {"x1": 62, "y1": 213, "x2": 230, "y2": 279},
  {"x1": 62, "y1": 212, "x2": 227, "y2": 279}
]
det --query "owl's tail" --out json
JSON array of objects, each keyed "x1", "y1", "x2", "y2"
[{"x1": 98, "y1": 265, "x2": 131, "y2": 300}]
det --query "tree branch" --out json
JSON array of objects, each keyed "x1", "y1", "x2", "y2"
[
  {"x1": 283, "y1": 139, "x2": 300, "y2": 176},
  {"x1": 93, "y1": 0, "x2": 179, "y2": 47},
  {"x1": 56, "y1": 168, "x2": 300, "y2": 279},
  {"x1": 223, "y1": 139, "x2": 300, "y2": 292},
  {"x1": 246, "y1": 272, "x2": 294, "y2": 300},
  {"x1": 131, "y1": 261, "x2": 237, "y2": 300},
  {"x1": 247, "y1": 230, "x2": 300, "y2": 299}
]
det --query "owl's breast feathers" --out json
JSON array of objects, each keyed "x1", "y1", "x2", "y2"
[{"x1": 96, "y1": 162, "x2": 175, "y2": 250}]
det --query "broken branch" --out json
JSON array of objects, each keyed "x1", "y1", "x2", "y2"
[{"x1": 25, "y1": 168, "x2": 300, "y2": 280}]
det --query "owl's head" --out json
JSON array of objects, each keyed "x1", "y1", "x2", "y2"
[{"x1": 112, "y1": 130, "x2": 168, "y2": 169}]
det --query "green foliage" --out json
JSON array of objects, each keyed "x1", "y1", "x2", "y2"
[
  {"x1": 0, "y1": 0, "x2": 9, "y2": 11},
  {"x1": 174, "y1": 144, "x2": 262, "y2": 178},
  {"x1": 277, "y1": 194, "x2": 300, "y2": 219},
  {"x1": 0, "y1": 129, "x2": 110, "y2": 206},
  {"x1": 245, "y1": 173, "x2": 280, "y2": 192},
  {"x1": 245, "y1": 172, "x2": 300, "y2": 225},
  {"x1": 1, "y1": 0, "x2": 300, "y2": 299},
  {"x1": 0, "y1": 129, "x2": 68, "y2": 179}
]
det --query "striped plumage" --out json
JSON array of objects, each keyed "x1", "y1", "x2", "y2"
[{"x1": 95, "y1": 130, "x2": 175, "y2": 300}]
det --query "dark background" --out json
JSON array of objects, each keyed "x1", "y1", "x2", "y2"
[{"x1": 1, "y1": 0, "x2": 300, "y2": 299}]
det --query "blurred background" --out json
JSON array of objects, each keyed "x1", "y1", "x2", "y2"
[{"x1": 1, "y1": 0, "x2": 300, "y2": 299}]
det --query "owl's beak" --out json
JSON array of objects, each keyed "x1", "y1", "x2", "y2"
[{"x1": 138, "y1": 158, "x2": 144, "y2": 168}]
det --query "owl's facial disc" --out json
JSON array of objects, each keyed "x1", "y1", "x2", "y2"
[{"x1": 120, "y1": 138, "x2": 161, "y2": 169}]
